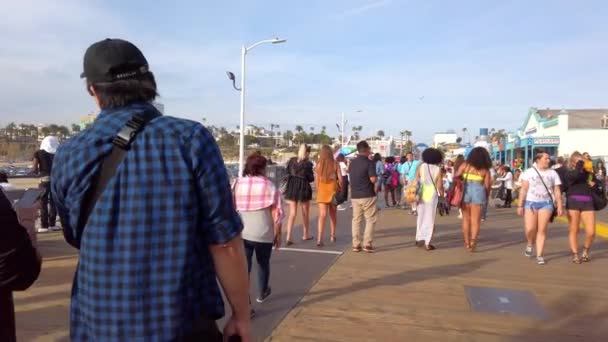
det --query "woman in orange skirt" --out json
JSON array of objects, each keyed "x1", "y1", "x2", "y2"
[{"x1": 315, "y1": 145, "x2": 343, "y2": 247}]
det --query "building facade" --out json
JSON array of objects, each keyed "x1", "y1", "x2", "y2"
[{"x1": 493, "y1": 108, "x2": 608, "y2": 168}]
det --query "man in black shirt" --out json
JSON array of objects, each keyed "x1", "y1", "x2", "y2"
[
  {"x1": 32, "y1": 136, "x2": 59, "y2": 232},
  {"x1": 348, "y1": 141, "x2": 379, "y2": 252}
]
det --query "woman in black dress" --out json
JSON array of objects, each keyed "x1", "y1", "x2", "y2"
[
  {"x1": 284, "y1": 144, "x2": 314, "y2": 245},
  {"x1": 566, "y1": 151, "x2": 598, "y2": 263}
]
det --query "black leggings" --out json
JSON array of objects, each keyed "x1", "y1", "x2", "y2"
[
  {"x1": 39, "y1": 181, "x2": 56, "y2": 228},
  {"x1": 244, "y1": 240, "x2": 273, "y2": 297},
  {"x1": 504, "y1": 189, "x2": 513, "y2": 207}
]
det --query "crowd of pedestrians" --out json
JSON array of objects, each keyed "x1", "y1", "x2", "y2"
[{"x1": 1, "y1": 37, "x2": 607, "y2": 341}]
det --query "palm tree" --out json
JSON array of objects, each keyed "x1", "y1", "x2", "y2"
[
  {"x1": 5, "y1": 122, "x2": 17, "y2": 140},
  {"x1": 71, "y1": 124, "x2": 81, "y2": 133},
  {"x1": 295, "y1": 125, "x2": 303, "y2": 134},
  {"x1": 283, "y1": 130, "x2": 294, "y2": 144},
  {"x1": 377, "y1": 130, "x2": 385, "y2": 138},
  {"x1": 321, "y1": 126, "x2": 326, "y2": 135}
]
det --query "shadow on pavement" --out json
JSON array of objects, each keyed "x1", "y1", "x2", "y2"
[{"x1": 298, "y1": 258, "x2": 498, "y2": 308}]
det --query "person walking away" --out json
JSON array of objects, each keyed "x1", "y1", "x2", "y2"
[
  {"x1": 336, "y1": 154, "x2": 349, "y2": 211},
  {"x1": 33, "y1": 135, "x2": 60, "y2": 232},
  {"x1": 51, "y1": 38, "x2": 251, "y2": 341},
  {"x1": 396, "y1": 156, "x2": 408, "y2": 208},
  {"x1": 482, "y1": 164, "x2": 497, "y2": 221},
  {"x1": 0, "y1": 190, "x2": 42, "y2": 342},
  {"x1": 315, "y1": 145, "x2": 342, "y2": 246},
  {"x1": 454, "y1": 147, "x2": 492, "y2": 252},
  {"x1": 414, "y1": 148, "x2": 445, "y2": 250},
  {"x1": 453, "y1": 155, "x2": 465, "y2": 219},
  {"x1": 349, "y1": 141, "x2": 379, "y2": 253},
  {"x1": 404, "y1": 152, "x2": 421, "y2": 215},
  {"x1": 516, "y1": 151, "x2": 563, "y2": 265},
  {"x1": 496, "y1": 166, "x2": 514, "y2": 208},
  {"x1": 382, "y1": 156, "x2": 398, "y2": 208},
  {"x1": 565, "y1": 152, "x2": 600, "y2": 264},
  {"x1": 284, "y1": 144, "x2": 315, "y2": 245},
  {"x1": 233, "y1": 153, "x2": 283, "y2": 316},
  {"x1": 373, "y1": 153, "x2": 384, "y2": 196}
]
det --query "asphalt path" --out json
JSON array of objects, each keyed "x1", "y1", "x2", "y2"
[{"x1": 219, "y1": 206, "x2": 360, "y2": 341}]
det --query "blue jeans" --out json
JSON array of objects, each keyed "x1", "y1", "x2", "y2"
[
  {"x1": 524, "y1": 200, "x2": 554, "y2": 211},
  {"x1": 244, "y1": 240, "x2": 273, "y2": 297},
  {"x1": 463, "y1": 181, "x2": 487, "y2": 205}
]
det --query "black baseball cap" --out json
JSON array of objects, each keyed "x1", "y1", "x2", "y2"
[{"x1": 81, "y1": 38, "x2": 150, "y2": 83}]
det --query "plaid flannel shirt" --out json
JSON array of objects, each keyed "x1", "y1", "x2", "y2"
[
  {"x1": 233, "y1": 176, "x2": 284, "y2": 225},
  {"x1": 51, "y1": 102, "x2": 243, "y2": 341}
]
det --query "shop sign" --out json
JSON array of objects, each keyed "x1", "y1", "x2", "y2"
[
  {"x1": 533, "y1": 137, "x2": 559, "y2": 145},
  {"x1": 525, "y1": 127, "x2": 537, "y2": 135}
]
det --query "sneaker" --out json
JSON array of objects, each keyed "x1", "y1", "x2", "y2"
[
  {"x1": 363, "y1": 245, "x2": 375, "y2": 253},
  {"x1": 37, "y1": 228, "x2": 49, "y2": 233},
  {"x1": 524, "y1": 246, "x2": 533, "y2": 257},
  {"x1": 250, "y1": 309, "x2": 256, "y2": 319},
  {"x1": 536, "y1": 256, "x2": 546, "y2": 265},
  {"x1": 256, "y1": 287, "x2": 272, "y2": 303},
  {"x1": 337, "y1": 205, "x2": 347, "y2": 211},
  {"x1": 50, "y1": 226, "x2": 62, "y2": 231}
]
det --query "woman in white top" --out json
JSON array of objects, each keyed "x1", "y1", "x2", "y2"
[
  {"x1": 496, "y1": 166, "x2": 514, "y2": 208},
  {"x1": 517, "y1": 151, "x2": 563, "y2": 265},
  {"x1": 414, "y1": 148, "x2": 445, "y2": 250},
  {"x1": 233, "y1": 153, "x2": 283, "y2": 312}
]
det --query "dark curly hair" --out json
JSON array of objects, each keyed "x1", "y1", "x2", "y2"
[
  {"x1": 466, "y1": 147, "x2": 492, "y2": 170},
  {"x1": 422, "y1": 148, "x2": 443, "y2": 165},
  {"x1": 373, "y1": 153, "x2": 382, "y2": 162}
]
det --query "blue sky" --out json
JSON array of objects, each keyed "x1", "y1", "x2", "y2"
[{"x1": 1, "y1": 0, "x2": 607, "y2": 143}]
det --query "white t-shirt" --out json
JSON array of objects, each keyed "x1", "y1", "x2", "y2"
[
  {"x1": 521, "y1": 165, "x2": 561, "y2": 202},
  {"x1": 339, "y1": 161, "x2": 348, "y2": 177},
  {"x1": 497, "y1": 172, "x2": 513, "y2": 190}
]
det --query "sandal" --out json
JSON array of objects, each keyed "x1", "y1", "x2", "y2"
[
  {"x1": 581, "y1": 247, "x2": 591, "y2": 262},
  {"x1": 316, "y1": 241, "x2": 324, "y2": 247},
  {"x1": 286, "y1": 240, "x2": 294, "y2": 246},
  {"x1": 469, "y1": 239, "x2": 477, "y2": 252},
  {"x1": 425, "y1": 244, "x2": 436, "y2": 251},
  {"x1": 330, "y1": 236, "x2": 336, "y2": 243},
  {"x1": 572, "y1": 253, "x2": 581, "y2": 264},
  {"x1": 302, "y1": 236, "x2": 314, "y2": 241},
  {"x1": 464, "y1": 242, "x2": 471, "y2": 251}
]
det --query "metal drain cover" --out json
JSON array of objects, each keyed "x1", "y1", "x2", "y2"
[{"x1": 465, "y1": 286, "x2": 549, "y2": 319}]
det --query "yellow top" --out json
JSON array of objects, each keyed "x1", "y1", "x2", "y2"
[{"x1": 463, "y1": 172, "x2": 484, "y2": 182}]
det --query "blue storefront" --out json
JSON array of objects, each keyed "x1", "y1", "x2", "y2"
[{"x1": 492, "y1": 136, "x2": 560, "y2": 169}]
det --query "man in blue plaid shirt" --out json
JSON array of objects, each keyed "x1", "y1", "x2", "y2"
[{"x1": 52, "y1": 38, "x2": 251, "y2": 341}]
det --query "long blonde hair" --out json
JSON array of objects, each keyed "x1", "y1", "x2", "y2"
[
  {"x1": 316, "y1": 145, "x2": 336, "y2": 182},
  {"x1": 297, "y1": 144, "x2": 309, "y2": 162}
]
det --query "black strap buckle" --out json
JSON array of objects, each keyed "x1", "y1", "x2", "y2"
[{"x1": 112, "y1": 114, "x2": 146, "y2": 150}]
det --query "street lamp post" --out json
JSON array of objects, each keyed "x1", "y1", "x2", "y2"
[{"x1": 227, "y1": 37, "x2": 286, "y2": 178}]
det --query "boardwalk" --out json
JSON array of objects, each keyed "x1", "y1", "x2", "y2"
[
  {"x1": 268, "y1": 208, "x2": 608, "y2": 342},
  {"x1": 12, "y1": 202, "x2": 608, "y2": 341}
]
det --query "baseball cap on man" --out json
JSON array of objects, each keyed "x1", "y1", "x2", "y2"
[{"x1": 81, "y1": 38, "x2": 150, "y2": 83}]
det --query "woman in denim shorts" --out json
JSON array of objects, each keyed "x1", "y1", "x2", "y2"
[
  {"x1": 517, "y1": 151, "x2": 563, "y2": 265},
  {"x1": 455, "y1": 147, "x2": 492, "y2": 252}
]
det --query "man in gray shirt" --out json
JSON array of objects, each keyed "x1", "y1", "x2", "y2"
[{"x1": 348, "y1": 141, "x2": 379, "y2": 252}]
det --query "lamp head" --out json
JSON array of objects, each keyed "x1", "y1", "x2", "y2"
[
  {"x1": 226, "y1": 71, "x2": 236, "y2": 81},
  {"x1": 272, "y1": 38, "x2": 287, "y2": 44}
]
